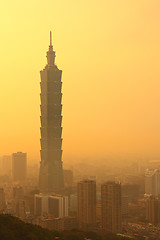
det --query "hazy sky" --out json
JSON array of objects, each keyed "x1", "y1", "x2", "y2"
[{"x1": 0, "y1": 0, "x2": 160, "y2": 162}]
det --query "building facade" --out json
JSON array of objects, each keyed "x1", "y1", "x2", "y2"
[
  {"x1": 101, "y1": 181, "x2": 122, "y2": 233},
  {"x1": 77, "y1": 180, "x2": 96, "y2": 230},
  {"x1": 48, "y1": 195, "x2": 68, "y2": 218},
  {"x1": 121, "y1": 195, "x2": 129, "y2": 219},
  {"x1": 34, "y1": 193, "x2": 68, "y2": 218},
  {"x1": 39, "y1": 32, "x2": 64, "y2": 193},
  {"x1": 34, "y1": 194, "x2": 49, "y2": 216}
]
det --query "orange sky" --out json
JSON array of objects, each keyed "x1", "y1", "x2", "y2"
[{"x1": 0, "y1": 0, "x2": 160, "y2": 163}]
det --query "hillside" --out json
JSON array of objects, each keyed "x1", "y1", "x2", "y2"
[{"x1": 0, "y1": 214, "x2": 131, "y2": 240}]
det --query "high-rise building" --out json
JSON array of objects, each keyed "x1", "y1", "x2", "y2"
[
  {"x1": 122, "y1": 195, "x2": 129, "y2": 219},
  {"x1": 77, "y1": 180, "x2": 96, "y2": 230},
  {"x1": 145, "y1": 169, "x2": 160, "y2": 196},
  {"x1": 48, "y1": 195, "x2": 68, "y2": 218},
  {"x1": 101, "y1": 181, "x2": 122, "y2": 233},
  {"x1": 146, "y1": 196, "x2": 160, "y2": 225},
  {"x1": 96, "y1": 199, "x2": 102, "y2": 223},
  {"x1": 12, "y1": 152, "x2": 27, "y2": 182},
  {"x1": 34, "y1": 194, "x2": 68, "y2": 218},
  {"x1": 34, "y1": 194, "x2": 49, "y2": 216},
  {"x1": 12, "y1": 186, "x2": 25, "y2": 217},
  {"x1": 39, "y1": 32, "x2": 64, "y2": 193}
]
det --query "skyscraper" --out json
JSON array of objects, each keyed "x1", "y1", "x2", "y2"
[
  {"x1": 12, "y1": 152, "x2": 27, "y2": 182},
  {"x1": 101, "y1": 181, "x2": 122, "y2": 233},
  {"x1": 77, "y1": 180, "x2": 96, "y2": 230},
  {"x1": 39, "y1": 32, "x2": 64, "y2": 193}
]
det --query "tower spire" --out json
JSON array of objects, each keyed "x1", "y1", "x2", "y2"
[
  {"x1": 50, "y1": 31, "x2": 52, "y2": 46},
  {"x1": 47, "y1": 31, "x2": 55, "y2": 66}
]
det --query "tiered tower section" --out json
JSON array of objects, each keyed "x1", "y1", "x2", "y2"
[{"x1": 39, "y1": 32, "x2": 64, "y2": 193}]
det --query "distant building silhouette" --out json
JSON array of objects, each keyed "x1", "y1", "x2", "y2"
[
  {"x1": 13, "y1": 186, "x2": 24, "y2": 200},
  {"x1": 12, "y1": 152, "x2": 27, "y2": 182},
  {"x1": 2, "y1": 155, "x2": 12, "y2": 176},
  {"x1": 77, "y1": 180, "x2": 96, "y2": 230},
  {"x1": 63, "y1": 169, "x2": 73, "y2": 187},
  {"x1": 101, "y1": 181, "x2": 122, "y2": 233},
  {"x1": 69, "y1": 194, "x2": 77, "y2": 215},
  {"x1": 39, "y1": 32, "x2": 64, "y2": 193},
  {"x1": 122, "y1": 184, "x2": 140, "y2": 202},
  {"x1": 145, "y1": 169, "x2": 160, "y2": 196}
]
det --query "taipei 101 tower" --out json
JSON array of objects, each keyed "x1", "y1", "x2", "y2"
[{"x1": 39, "y1": 32, "x2": 64, "y2": 193}]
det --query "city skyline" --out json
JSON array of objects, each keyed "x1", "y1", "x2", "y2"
[{"x1": 0, "y1": 2, "x2": 160, "y2": 238}]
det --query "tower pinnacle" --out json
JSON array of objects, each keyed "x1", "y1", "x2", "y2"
[
  {"x1": 50, "y1": 31, "x2": 52, "y2": 46},
  {"x1": 47, "y1": 31, "x2": 55, "y2": 66}
]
